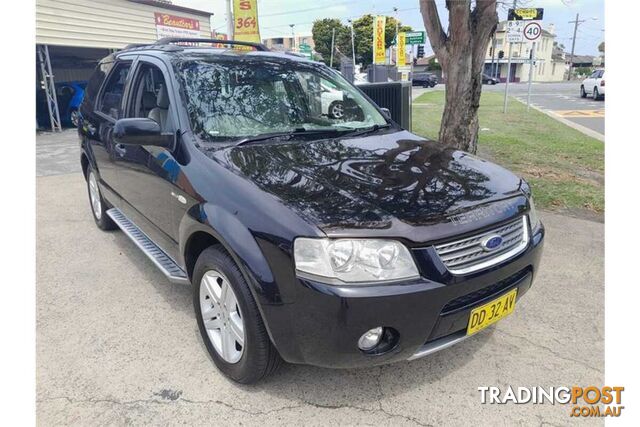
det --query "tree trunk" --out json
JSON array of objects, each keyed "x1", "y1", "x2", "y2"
[{"x1": 420, "y1": 0, "x2": 498, "y2": 154}]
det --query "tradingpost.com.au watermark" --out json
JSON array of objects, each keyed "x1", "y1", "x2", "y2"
[{"x1": 478, "y1": 386, "x2": 625, "y2": 418}]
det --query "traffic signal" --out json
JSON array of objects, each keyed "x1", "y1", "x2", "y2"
[
  {"x1": 498, "y1": 50, "x2": 504, "y2": 59},
  {"x1": 417, "y1": 45, "x2": 425, "y2": 59}
]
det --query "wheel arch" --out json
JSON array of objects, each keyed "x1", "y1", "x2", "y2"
[
  {"x1": 179, "y1": 204, "x2": 281, "y2": 306},
  {"x1": 80, "y1": 152, "x2": 90, "y2": 179}
]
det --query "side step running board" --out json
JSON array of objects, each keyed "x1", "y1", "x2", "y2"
[{"x1": 107, "y1": 208, "x2": 189, "y2": 285}]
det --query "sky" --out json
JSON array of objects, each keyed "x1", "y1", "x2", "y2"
[{"x1": 173, "y1": 0, "x2": 605, "y2": 56}]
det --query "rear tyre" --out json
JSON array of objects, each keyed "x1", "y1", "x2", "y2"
[
  {"x1": 593, "y1": 87, "x2": 600, "y2": 100},
  {"x1": 580, "y1": 86, "x2": 587, "y2": 98},
  {"x1": 86, "y1": 167, "x2": 117, "y2": 231},
  {"x1": 70, "y1": 109, "x2": 80, "y2": 127},
  {"x1": 193, "y1": 245, "x2": 282, "y2": 384}
]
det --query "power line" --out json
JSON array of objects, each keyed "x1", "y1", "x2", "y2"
[{"x1": 261, "y1": 6, "x2": 419, "y2": 31}]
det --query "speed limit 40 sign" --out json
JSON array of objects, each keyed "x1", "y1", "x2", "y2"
[{"x1": 523, "y1": 21, "x2": 542, "y2": 42}]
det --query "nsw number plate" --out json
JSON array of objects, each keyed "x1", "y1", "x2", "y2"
[{"x1": 467, "y1": 288, "x2": 517, "y2": 335}]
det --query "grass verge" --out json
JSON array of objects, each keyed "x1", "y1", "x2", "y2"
[{"x1": 412, "y1": 90, "x2": 604, "y2": 219}]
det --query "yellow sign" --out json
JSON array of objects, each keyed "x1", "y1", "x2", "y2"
[
  {"x1": 514, "y1": 8, "x2": 540, "y2": 20},
  {"x1": 233, "y1": 0, "x2": 261, "y2": 45},
  {"x1": 373, "y1": 15, "x2": 386, "y2": 65},
  {"x1": 397, "y1": 32, "x2": 406, "y2": 66}
]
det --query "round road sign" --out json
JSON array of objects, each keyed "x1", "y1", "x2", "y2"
[{"x1": 523, "y1": 22, "x2": 542, "y2": 42}]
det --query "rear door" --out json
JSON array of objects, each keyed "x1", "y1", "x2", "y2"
[
  {"x1": 111, "y1": 56, "x2": 184, "y2": 258},
  {"x1": 85, "y1": 59, "x2": 134, "y2": 200},
  {"x1": 583, "y1": 70, "x2": 598, "y2": 93}
]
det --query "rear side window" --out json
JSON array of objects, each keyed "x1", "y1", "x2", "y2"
[
  {"x1": 99, "y1": 62, "x2": 132, "y2": 119},
  {"x1": 83, "y1": 61, "x2": 113, "y2": 111}
]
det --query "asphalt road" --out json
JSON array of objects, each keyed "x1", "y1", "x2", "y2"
[
  {"x1": 412, "y1": 81, "x2": 605, "y2": 138},
  {"x1": 36, "y1": 131, "x2": 604, "y2": 425}
]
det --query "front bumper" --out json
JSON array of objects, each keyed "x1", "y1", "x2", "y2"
[{"x1": 261, "y1": 225, "x2": 545, "y2": 368}]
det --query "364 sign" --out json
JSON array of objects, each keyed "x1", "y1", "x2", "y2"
[{"x1": 233, "y1": 0, "x2": 261, "y2": 45}]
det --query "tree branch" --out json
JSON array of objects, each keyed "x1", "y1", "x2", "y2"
[{"x1": 419, "y1": 0, "x2": 447, "y2": 55}]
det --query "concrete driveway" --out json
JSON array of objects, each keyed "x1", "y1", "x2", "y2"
[{"x1": 36, "y1": 131, "x2": 604, "y2": 425}]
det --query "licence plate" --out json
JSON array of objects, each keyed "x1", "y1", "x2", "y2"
[{"x1": 467, "y1": 288, "x2": 518, "y2": 335}]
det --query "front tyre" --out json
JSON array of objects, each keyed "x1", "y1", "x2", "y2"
[
  {"x1": 193, "y1": 245, "x2": 281, "y2": 384},
  {"x1": 86, "y1": 168, "x2": 117, "y2": 231},
  {"x1": 580, "y1": 86, "x2": 587, "y2": 98}
]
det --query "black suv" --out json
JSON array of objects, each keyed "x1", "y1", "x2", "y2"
[
  {"x1": 412, "y1": 72, "x2": 438, "y2": 87},
  {"x1": 79, "y1": 38, "x2": 544, "y2": 384}
]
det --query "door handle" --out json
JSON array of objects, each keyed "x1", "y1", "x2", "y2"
[{"x1": 114, "y1": 143, "x2": 127, "y2": 156}]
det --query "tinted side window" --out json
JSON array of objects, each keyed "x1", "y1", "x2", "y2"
[
  {"x1": 82, "y1": 61, "x2": 113, "y2": 113},
  {"x1": 99, "y1": 63, "x2": 132, "y2": 119}
]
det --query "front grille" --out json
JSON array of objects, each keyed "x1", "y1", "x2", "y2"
[{"x1": 434, "y1": 216, "x2": 529, "y2": 275}]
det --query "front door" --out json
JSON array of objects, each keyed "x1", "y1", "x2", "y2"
[{"x1": 111, "y1": 57, "x2": 183, "y2": 259}]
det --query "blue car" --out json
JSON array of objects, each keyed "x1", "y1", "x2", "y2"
[{"x1": 36, "y1": 81, "x2": 86, "y2": 128}]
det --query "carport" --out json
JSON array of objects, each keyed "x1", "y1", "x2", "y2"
[{"x1": 36, "y1": 0, "x2": 213, "y2": 131}]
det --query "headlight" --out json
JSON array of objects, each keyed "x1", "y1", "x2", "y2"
[
  {"x1": 528, "y1": 197, "x2": 541, "y2": 231},
  {"x1": 294, "y1": 238, "x2": 420, "y2": 283}
]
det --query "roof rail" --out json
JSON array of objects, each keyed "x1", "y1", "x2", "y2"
[
  {"x1": 154, "y1": 38, "x2": 269, "y2": 51},
  {"x1": 123, "y1": 43, "x2": 151, "y2": 50}
]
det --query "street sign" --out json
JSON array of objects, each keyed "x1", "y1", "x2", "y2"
[
  {"x1": 508, "y1": 8, "x2": 544, "y2": 21},
  {"x1": 523, "y1": 21, "x2": 542, "y2": 42},
  {"x1": 298, "y1": 43, "x2": 312, "y2": 59},
  {"x1": 405, "y1": 31, "x2": 425, "y2": 45},
  {"x1": 506, "y1": 21, "x2": 524, "y2": 43}
]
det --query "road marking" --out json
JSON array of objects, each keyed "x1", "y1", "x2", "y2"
[{"x1": 552, "y1": 110, "x2": 605, "y2": 118}]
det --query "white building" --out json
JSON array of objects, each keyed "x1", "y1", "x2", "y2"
[{"x1": 484, "y1": 22, "x2": 566, "y2": 82}]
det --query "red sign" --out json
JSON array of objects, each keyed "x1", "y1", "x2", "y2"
[{"x1": 154, "y1": 13, "x2": 200, "y2": 31}]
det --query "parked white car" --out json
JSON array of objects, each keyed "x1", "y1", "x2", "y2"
[
  {"x1": 320, "y1": 83, "x2": 345, "y2": 119},
  {"x1": 581, "y1": 69, "x2": 605, "y2": 100}
]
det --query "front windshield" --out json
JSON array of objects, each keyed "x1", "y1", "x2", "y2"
[{"x1": 173, "y1": 57, "x2": 388, "y2": 141}]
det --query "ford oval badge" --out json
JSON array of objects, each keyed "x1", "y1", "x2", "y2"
[{"x1": 481, "y1": 234, "x2": 503, "y2": 251}]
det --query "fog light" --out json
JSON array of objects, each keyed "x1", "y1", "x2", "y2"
[{"x1": 358, "y1": 327, "x2": 384, "y2": 351}]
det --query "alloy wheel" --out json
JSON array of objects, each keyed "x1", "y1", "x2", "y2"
[
  {"x1": 200, "y1": 269, "x2": 245, "y2": 363},
  {"x1": 71, "y1": 110, "x2": 80, "y2": 127},
  {"x1": 88, "y1": 171, "x2": 102, "y2": 220},
  {"x1": 331, "y1": 102, "x2": 344, "y2": 119}
]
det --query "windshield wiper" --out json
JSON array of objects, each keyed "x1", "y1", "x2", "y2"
[
  {"x1": 342, "y1": 123, "x2": 391, "y2": 138},
  {"x1": 234, "y1": 128, "x2": 346, "y2": 147}
]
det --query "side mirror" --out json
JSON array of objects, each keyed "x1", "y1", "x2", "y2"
[
  {"x1": 113, "y1": 118, "x2": 173, "y2": 148},
  {"x1": 380, "y1": 107, "x2": 392, "y2": 120}
]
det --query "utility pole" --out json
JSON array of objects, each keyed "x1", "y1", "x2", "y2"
[
  {"x1": 226, "y1": 0, "x2": 233, "y2": 39},
  {"x1": 526, "y1": 41, "x2": 536, "y2": 110},
  {"x1": 329, "y1": 27, "x2": 336, "y2": 68},
  {"x1": 393, "y1": 7, "x2": 399, "y2": 66},
  {"x1": 490, "y1": 35, "x2": 497, "y2": 78},
  {"x1": 568, "y1": 13, "x2": 585, "y2": 81},
  {"x1": 502, "y1": 0, "x2": 517, "y2": 114},
  {"x1": 348, "y1": 19, "x2": 356, "y2": 68},
  {"x1": 290, "y1": 24, "x2": 296, "y2": 51}
]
